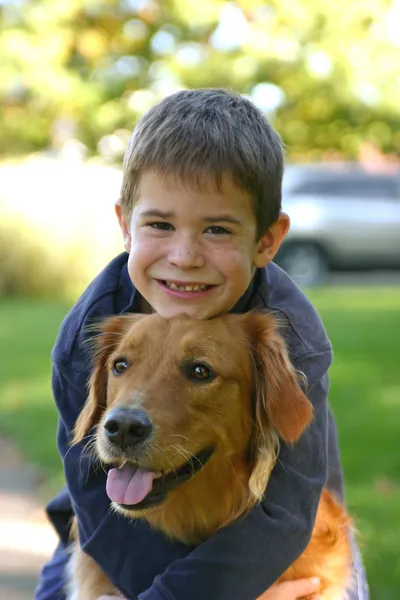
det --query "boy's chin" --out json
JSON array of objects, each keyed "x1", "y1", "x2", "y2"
[
  {"x1": 154, "y1": 304, "x2": 221, "y2": 320},
  {"x1": 150, "y1": 298, "x2": 232, "y2": 320}
]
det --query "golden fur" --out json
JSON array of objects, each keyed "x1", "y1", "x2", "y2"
[{"x1": 68, "y1": 312, "x2": 352, "y2": 600}]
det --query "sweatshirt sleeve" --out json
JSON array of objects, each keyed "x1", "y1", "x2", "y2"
[
  {"x1": 138, "y1": 364, "x2": 329, "y2": 600},
  {"x1": 55, "y1": 347, "x2": 330, "y2": 600}
]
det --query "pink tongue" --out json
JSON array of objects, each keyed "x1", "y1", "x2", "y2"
[{"x1": 106, "y1": 466, "x2": 155, "y2": 505}]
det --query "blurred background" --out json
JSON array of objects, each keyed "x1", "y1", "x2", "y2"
[{"x1": 0, "y1": 0, "x2": 399, "y2": 598}]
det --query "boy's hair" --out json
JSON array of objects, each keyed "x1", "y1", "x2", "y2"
[{"x1": 120, "y1": 88, "x2": 284, "y2": 239}]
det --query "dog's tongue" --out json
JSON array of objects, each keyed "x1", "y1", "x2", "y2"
[{"x1": 106, "y1": 465, "x2": 155, "y2": 505}]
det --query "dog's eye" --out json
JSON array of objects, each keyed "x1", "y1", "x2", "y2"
[
  {"x1": 112, "y1": 358, "x2": 129, "y2": 375},
  {"x1": 191, "y1": 363, "x2": 215, "y2": 381}
]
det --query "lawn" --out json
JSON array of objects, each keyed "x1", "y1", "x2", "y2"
[
  {"x1": 0, "y1": 290, "x2": 399, "y2": 598},
  {"x1": 0, "y1": 299, "x2": 69, "y2": 486}
]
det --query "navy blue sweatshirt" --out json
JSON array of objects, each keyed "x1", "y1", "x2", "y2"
[{"x1": 35, "y1": 253, "x2": 345, "y2": 600}]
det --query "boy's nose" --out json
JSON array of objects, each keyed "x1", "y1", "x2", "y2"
[{"x1": 168, "y1": 240, "x2": 205, "y2": 269}]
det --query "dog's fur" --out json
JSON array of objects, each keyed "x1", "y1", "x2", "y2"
[{"x1": 68, "y1": 312, "x2": 352, "y2": 600}]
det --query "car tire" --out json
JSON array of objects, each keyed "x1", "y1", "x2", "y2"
[{"x1": 276, "y1": 243, "x2": 328, "y2": 287}]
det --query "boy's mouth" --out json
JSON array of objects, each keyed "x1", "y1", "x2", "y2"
[{"x1": 158, "y1": 280, "x2": 213, "y2": 293}]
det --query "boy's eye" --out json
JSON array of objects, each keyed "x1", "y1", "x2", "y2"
[
  {"x1": 206, "y1": 225, "x2": 231, "y2": 235},
  {"x1": 149, "y1": 222, "x2": 174, "y2": 231}
]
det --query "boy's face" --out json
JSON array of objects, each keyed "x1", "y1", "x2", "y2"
[{"x1": 117, "y1": 169, "x2": 289, "y2": 319}]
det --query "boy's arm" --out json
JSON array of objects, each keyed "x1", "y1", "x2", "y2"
[
  {"x1": 34, "y1": 542, "x2": 69, "y2": 600},
  {"x1": 55, "y1": 349, "x2": 329, "y2": 600},
  {"x1": 137, "y1": 368, "x2": 329, "y2": 600}
]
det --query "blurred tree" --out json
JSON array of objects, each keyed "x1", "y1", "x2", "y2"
[{"x1": 0, "y1": 0, "x2": 399, "y2": 160}]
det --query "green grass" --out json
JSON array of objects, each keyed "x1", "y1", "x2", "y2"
[
  {"x1": 307, "y1": 288, "x2": 400, "y2": 600},
  {"x1": 0, "y1": 298, "x2": 70, "y2": 487},
  {"x1": 0, "y1": 290, "x2": 399, "y2": 597}
]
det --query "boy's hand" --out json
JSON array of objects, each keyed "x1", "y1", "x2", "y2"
[
  {"x1": 97, "y1": 596, "x2": 127, "y2": 599},
  {"x1": 256, "y1": 577, "x2": 321, "y2": 600},
  {"x1": 96, "y1": 577, "x2": 320, "y2": 600}
]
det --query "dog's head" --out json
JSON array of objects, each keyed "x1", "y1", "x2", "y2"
[{"x1": 74, "y1": 312, "x2": 312, "y2": 516}]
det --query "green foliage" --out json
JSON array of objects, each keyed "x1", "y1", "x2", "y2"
[
  {"x1": 1, "y1": 0, "x2": 399, "y2": 159},
  {"x1": 0, "y1": 156, "x2": 123, "y2": 300},
  {"x1": 0, "y1": 213, "x2": 87, "y2": 299},
  {"x1": 0, "y1": 289, "x2": 399, "y2": 596}
]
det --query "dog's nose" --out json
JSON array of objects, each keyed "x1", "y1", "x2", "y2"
[{"x1": 103, "y1": 408, "x2": 152, "y2": 448}]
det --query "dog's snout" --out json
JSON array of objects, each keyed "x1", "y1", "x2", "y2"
[{"x1": 103, "y1": 408, "x2": 152, "y2": 448}]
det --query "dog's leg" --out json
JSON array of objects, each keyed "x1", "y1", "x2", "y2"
[{"x1": 66, "y1": 544, "x2": 120, "y2": 600}]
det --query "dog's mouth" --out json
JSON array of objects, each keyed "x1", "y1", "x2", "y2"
[{"x1": 106, "y1": 447, "x2": 214, "y2": 511}]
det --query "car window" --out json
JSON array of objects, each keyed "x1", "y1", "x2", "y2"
[{"x1": 293, "y1": 176, "x2": 399, "y2": 199}]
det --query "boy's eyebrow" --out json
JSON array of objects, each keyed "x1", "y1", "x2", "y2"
[
  {"x1": 138, "y1": 209, "x2": 242, "y2": 226},
  {"x1": 138, "y1": 209, "x2": 174, "y2": 218},
  {"x1": 204, "y1": 215, "x2": 243, "y2": 226}
]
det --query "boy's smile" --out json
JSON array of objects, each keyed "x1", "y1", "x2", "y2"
[{"x1": 117, "y1": 169, "x2": 288, "y2": 319}]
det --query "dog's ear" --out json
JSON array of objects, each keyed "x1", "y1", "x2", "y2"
[
  {"x1": 244, "y1": 312, "x2": 313, "y2": 499},
  {"x1": 72, "y1": 314, "x2": 143, "y2": 444},
  {"x1": 247, "y1": 312, "x2": 313, "y2": 443}
]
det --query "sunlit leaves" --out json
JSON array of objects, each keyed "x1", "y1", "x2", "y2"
[{"x1": 0, "y1": 0, "x2": 399, "y2": 159}]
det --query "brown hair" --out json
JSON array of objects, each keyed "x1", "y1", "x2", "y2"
[{"x1": 120, "y1": 88, "x2": 284, "y2": 239}]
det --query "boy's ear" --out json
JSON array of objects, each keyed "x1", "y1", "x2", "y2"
[
  {"x1": 253, "y1": 213, "x2": 290, "y2": 268},
  {"x1": 115, "y1": 202, "x2": 132, "y2": 253}
]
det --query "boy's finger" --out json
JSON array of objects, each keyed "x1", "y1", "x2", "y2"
[
  {"x1": 97, "y1": 596, "x2": 127, "y2": 599},
  {"x1": 288, "y1": 577, "x2": 321, "y2": 598},
  {"x1": 257, "y1": 577, "x2": 321, "y2": 599},
  {"x1": 281, "y1": 576, "x2": 320, "y2": 597}
]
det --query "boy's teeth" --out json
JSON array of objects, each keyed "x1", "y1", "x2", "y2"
[{"x1": 164, "y1": 281, "x2": 208, "y2": 292}]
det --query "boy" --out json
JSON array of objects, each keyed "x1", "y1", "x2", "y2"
[{"x1": 35, "y1": 89, "x2": 368, "y2": 600}]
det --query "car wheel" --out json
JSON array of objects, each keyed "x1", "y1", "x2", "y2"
[{"x1": 276, "y1": 243, "x2": 328, "y2": 287}]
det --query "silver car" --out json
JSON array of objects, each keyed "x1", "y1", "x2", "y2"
[{"x1": 274, "y1": 163, "x2": 400, "y2": 286}]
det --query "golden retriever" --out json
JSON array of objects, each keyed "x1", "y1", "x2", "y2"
[{"x1": 68, "y1": 312, "x2": 352, "y2": 600}]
